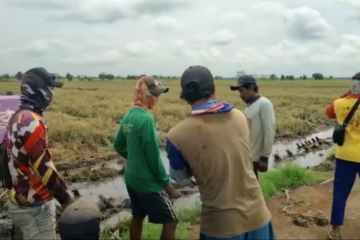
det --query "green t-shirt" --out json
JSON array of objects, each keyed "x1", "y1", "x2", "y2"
[{"x1": 113, "y1": 107, "x2": 170, "y2": 193}]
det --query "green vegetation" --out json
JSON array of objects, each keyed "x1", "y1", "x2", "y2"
[
  {"x1": 260, "y1": 163, "x2": 326, "y2": 198},
  {"x1": 100, "y1": 163, "x2": 326, "y2": 239}
]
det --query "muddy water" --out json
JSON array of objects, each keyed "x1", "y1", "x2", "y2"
[
  {"x1": 268, "y1": 128, "x2": 333, "y2": 169},
  {"x1": 66, "y1": 128, "x2": 334, "y2": 228}
]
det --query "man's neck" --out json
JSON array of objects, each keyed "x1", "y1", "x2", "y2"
[
  {"x1": 247, "y1": 94, "x2": 261, "y2": 105},
  {"x1": 190, "y1": 98, "x2": 212, "y2": 110}
]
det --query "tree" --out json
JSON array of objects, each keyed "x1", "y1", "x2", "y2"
[
  {"x1": 302, "y1": 74, "x2": 307, "y2": 80},
  {"x1": 270, "y1": 74, "x2": 277, "y2": 80},
  {"x1": 288, "y1": 75, "x2": 294, "y2": 80},
  {"x1": 329, "y1": 76, "x2": 333, "y2": 79},
  {"x1": 3, "y1": 74, "x2": 10, "y2": 80},
  {"x1": 312, "y1": 73, "x2": 324, "y2": 80},
  {"x1": 280, "y1": 75, "x2": 285, "y2": 80},
  {"x1": 98, "y1": 72, "x2": 105, "y2": 80},
  {"x1": 15, "y1": 71, "x2": 23, "y2": 80},
  {"x1": 106, "y1": 74, "x2": 115, "y2": 80},
  {"x1": 66, "y1": 73, "x2": 73, "y2": 81}
]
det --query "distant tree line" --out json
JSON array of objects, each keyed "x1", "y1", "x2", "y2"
[{"x1": 0, "y1": 71, "x2": 339, "y2": 81}]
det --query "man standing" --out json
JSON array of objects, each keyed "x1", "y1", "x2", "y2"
[
  {"x1": 325, "y1": 73, "x2": 360, "y2": 240},
  {"x1": 230, "y1": 75, "x2": 276, "y2": 179},
  {"x1": 113, "y1": 76, "x2": 181, "y2": 240},
  {"x1": 167, "y1": 66, "x2": 275, "y2": 240},
  {"x1": 3, "y1": 68, "x2": 73, "y2": 240}
]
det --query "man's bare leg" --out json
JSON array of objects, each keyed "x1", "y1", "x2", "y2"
[
  {"x1": 160, "y1": 221, "x2": 177, "y2": 240},
  {"x1": 130, "y1": 218, "x2": 143, "y2": 240}
]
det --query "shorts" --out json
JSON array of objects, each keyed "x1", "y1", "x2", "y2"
[{"x1": 126, "y1": 184, "x2": 178, "y2": 224}]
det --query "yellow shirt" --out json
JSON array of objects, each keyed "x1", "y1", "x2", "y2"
[{"x1": 333, "y1": 97, "x2": 360, "y2": 162}]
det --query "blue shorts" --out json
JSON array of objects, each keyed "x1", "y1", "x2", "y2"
[{"x1": 200, "y1": 221, "x2": 275, "y2": 240}]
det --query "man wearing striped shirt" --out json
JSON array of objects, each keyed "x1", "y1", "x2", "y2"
[{"x1": 5, "y1": 68, "x2": 73, "y2": 240}]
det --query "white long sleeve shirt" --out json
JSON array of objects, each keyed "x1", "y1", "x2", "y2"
[{"x1": 244, "y1": 96, "x2": 276, "y2": 162}]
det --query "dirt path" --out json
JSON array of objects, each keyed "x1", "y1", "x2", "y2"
[{"x1": 189, "y1": 173, "x2": 360, "y2": 239}]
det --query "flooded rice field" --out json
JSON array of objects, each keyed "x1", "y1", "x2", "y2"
[{"x1": 0, "y1": 128, "x2": 334, "y2": 237}]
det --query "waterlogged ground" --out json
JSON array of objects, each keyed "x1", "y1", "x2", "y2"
[
  {"x1": 69, "y1": 128, "x2": 334, "y2": 229},
  {"x1": 0, "y1": 128, "x2": 335, "y2": 238}
]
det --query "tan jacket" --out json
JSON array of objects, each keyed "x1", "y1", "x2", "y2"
[{"x1": 167, "y1": 108, "x2": 271, "y2": 238}]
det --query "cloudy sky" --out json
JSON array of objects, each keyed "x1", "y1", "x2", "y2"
[{"x1": 1, "y1": 0, "x2": 360, "y2": 77}]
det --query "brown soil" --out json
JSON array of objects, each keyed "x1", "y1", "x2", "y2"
[
  {"x1": 188, "y1": 172, "x2": 360, "y2": 239},
  {"x1": 55, "y1": 155, "x2": 124, "y2": 172},
  {"x1": 61, "y1": 165, "x2": 125, "y2": 183}
]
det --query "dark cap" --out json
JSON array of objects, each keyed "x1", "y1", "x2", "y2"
[
  {"x1": 230, "y1": 75, "x2": 257, "y2": 91},
  {"x1": 143, "y1": 77, "x2": 169, "y2": 97},
  {"x1": 58, "y1": 198, "x2": 101, "y2": 240},
  {"x1": 352, "y1": 72, "x2": 360, "y2": 80},
  {"x1": 180, "y1": 66, "x2": 214, "y2": 89},
  {"x1": 25, "y1": 67, "x2": 63, "y2": 88}
]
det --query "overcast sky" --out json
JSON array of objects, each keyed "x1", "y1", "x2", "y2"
[{"x1": 1, "y1": 0, "x2": 360, "y2": 77}]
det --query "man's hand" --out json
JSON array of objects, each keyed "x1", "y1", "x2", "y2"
[
  {"x1": 60, "y1": 198, "x2": 74, "y2": 213},
  {"x1": 340, "y1": 90, "x2": 351, "y2": 98},
  {"x1": 165, "y1": 185, "x2": 182, "y2": 199},
  {"x1": 258, "y1": 156, "x2": 269, "y2": 172}
]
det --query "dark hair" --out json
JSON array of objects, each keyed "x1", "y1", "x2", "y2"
[
  {"x1": 352, "y1": 72, "x2": 360, "y2": 80},
  {"x1": 180, "y1": 82, "x2": 215, "y2": 104},
  {"x1": 242, "y1": 83, "x2": 258, "y2": 93}
]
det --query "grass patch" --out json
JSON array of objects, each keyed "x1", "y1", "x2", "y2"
[
  {"x1": 259, "y1": 163, "x2": 326, "y2": 198},
  {"x1": 100, "y1": 163, "x2": 325, "y2": 239}
]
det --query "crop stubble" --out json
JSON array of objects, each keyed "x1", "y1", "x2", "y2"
[{"x1": 1, "y1": 79, "x2": 349, "y2": 165}]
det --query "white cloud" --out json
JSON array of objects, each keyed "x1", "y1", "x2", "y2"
[
  {"x1": 210, "y1": 30, "x2": 237, "y2": 46},
  {"x1": 152, "y1": 16, "x2": 183, "y2": 30},
  {"x1": 283, "y1": 7, "x2": 332, "y2": 39},
  {"x1": 1, "y1": 0, "x2": 360, "y2": 77},
  {"x1": 63, "y1": 50, "x2": 122, "y2": 65}
]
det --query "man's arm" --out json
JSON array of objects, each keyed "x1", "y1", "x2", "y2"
[
  {"x1": 140, "y1": 116, "x2": 170, "y2": 187},
  {"x1": 21, "y1": 119, "x2": 72, "y2": 206},
  {"x1": 260, "y1": 101, "x2": 276, "y2": 160},
  {"x1": 166, "y1": 138, "x2": 193, "y2": 180},
  {"x1": 113, "y1": 124, "x2": 128, "y2": 159}
]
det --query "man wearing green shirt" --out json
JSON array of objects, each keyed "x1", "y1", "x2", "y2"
[{"x1": 113, "y1": 76, "x2": 180, "y2": 240}]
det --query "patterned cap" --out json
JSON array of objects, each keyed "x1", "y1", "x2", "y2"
[{"x1": 143, "y1": 77, "x2": 169, "y2": 97}]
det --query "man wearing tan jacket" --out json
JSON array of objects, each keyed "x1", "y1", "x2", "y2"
[{"x1": 166, "y1": 66, "x2": 275, "y2": 240}]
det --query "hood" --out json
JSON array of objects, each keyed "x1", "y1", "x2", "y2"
[
  {"x1": 190, "y1": 100, "x2": 234, "y2": 116},
  {"x1": 0, "y1": 95, "x2": 20, "y2": 142}
]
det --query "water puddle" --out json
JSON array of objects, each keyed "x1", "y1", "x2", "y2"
[{"x1": 269, "y1": 128, "x2": 333, "y2": 169}]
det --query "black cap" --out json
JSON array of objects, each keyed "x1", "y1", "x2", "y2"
[
  {"x1": 180, "y1": 66, "x2": 214, "y2": 89},
  {"x1": 230, "y1": 75, "x2": 257, "y2": 91},
  {"x1": 25, "y1": 67, "x2": 63, "y2": 88},
  {"x1": 352, "y1": 72, "x2": 360, "y2": 80}
]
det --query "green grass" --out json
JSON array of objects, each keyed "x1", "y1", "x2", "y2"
[
  {"x1": 100, "y1": 163, "x2": 326, "y2": 239},
  {"x1": 259, "y1": 163, "x2": 326, "y2": 198}
]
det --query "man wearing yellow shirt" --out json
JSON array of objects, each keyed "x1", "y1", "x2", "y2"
[{"x1": 325, "y1": 72, "x2": 360, "y2": 240}]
